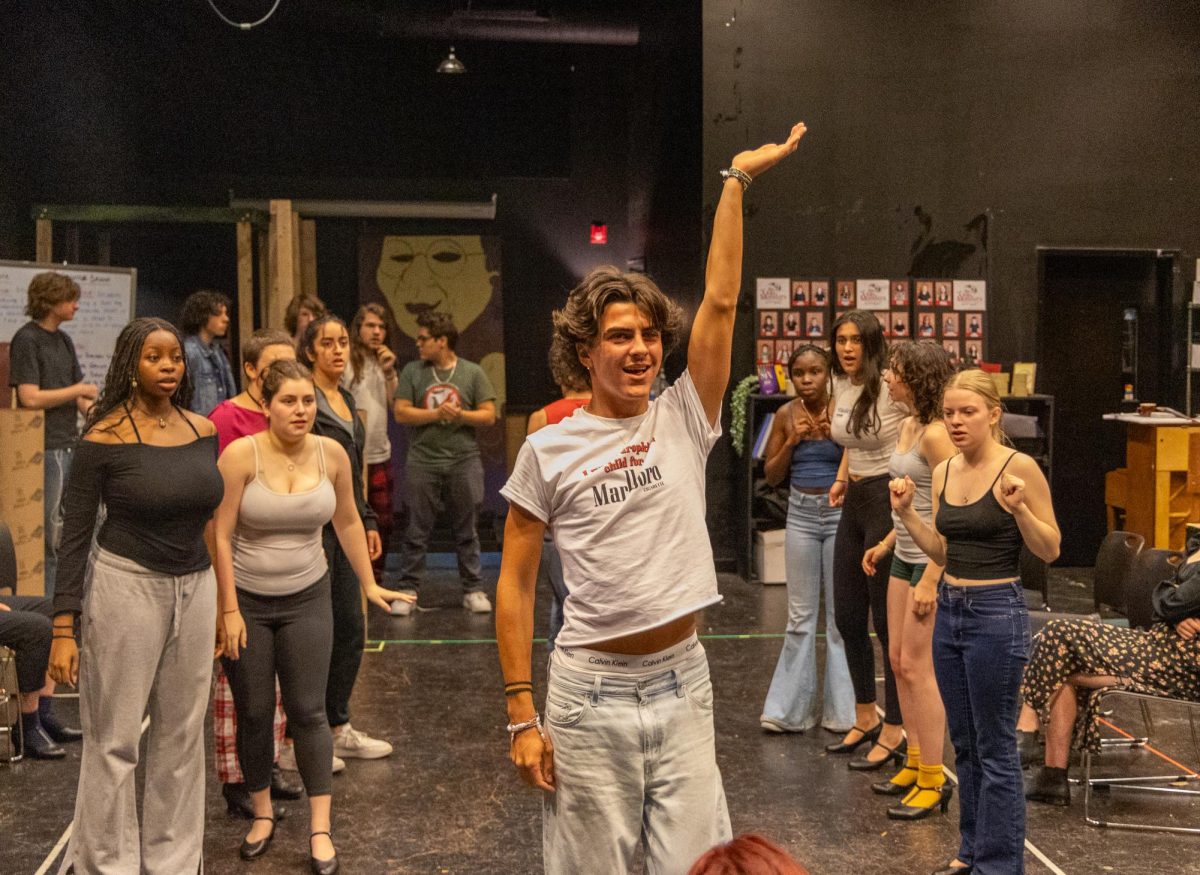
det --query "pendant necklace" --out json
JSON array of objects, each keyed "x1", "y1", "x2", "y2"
[
  {"x1": 434, "y1": 359, "x2": 458, "y2": 384},
  {"x1": 137, "y1": 403, "x2": 169, "y2": 429}
]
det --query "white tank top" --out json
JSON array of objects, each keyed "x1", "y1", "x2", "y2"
[{"x1": 232, "y1": 435, "x2": 337, "y2": 596}]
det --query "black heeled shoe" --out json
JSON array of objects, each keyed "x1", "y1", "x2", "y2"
[
  {"x1": 871, "y1": 769, "x2": 917, "y2": 796},
  {"x1": 824, "y1": 721, "x2": 882, "y2": 754},
  {"x1": 848, "y1": 738, "x2": 907, "y2": 771},
  {"x1": 888, "y1": 782, "x2": 953, "y2": 820},
  {"x1": 931, "y1": 862, "x2": 971, "y2": 875},
  {"x1": 310, "y1": 831, "x2": 339, "y2": 875},
  {"x1": 239, "y1": 816, "x2": 276, "y2": 860},
  {"x1": 271, "y1": 765, "x2": 304, "y2": 800}
]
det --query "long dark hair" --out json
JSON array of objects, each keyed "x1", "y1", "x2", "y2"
[
  {"x1": 299, "y1": 314, "x2": 349, "y2": 373},
  {"x1": 829, "y1": 309, "x2": 887, "y2": 437},
  {"x1": 348, "y1": 303, "x2": 388, "y2": 388},
  {"x1": 889, "y1": 340, "x2": 953, "y2": 425},
  {"x1": 85, "y1": 317, "x2": 193, "y2": 433}
]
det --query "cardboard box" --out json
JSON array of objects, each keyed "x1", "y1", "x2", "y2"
[
  {"x1": 0, "y1": 409, "x2": 45, "y2": 595},
  {"x1": 754, "y1": 528, "x2": 786, "y2": 584}
]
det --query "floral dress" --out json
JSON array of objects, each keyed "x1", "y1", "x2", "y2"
[{"x1": 1020, "y1": 557, "x2": 1200, "y2": 753}]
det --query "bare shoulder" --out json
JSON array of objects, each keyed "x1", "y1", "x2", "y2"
[
  {"x1": 84, "y1": 411, "x2": 133, "y2": 444},
  {"x1": 317, "y1": 435, "x2": 350, "y2": 467},
  {"x1": 181, "y1": 409, "x2": 216, "y2": 437},
  {"x1": 1008, "y1": 451, "x2": 1047, "y2": 481}
]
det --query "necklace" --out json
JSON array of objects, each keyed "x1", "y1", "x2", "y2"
[
  {"x1": 134, "y1": 402, "x2": 170, "y2": 429},
  {"x1": 267, "y1": 432, "x2": 305, "y2": 472},
  {"x1": 433, "y1": 359, "x2": 458, "y2": 384}
]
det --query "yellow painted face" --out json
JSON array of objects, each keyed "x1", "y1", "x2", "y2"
[{"x1": 376, "y1": 235, "x2": 498, "y2": 341}]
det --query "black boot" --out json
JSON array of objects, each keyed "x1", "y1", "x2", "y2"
[
  {"x1": 271, "y1": 764, "x2": 304, "y2": 800},
  {"x1": 1016, "y1": 729, "x2": 1042, "y2": 769},
  {"x1": 19, "y1": 712, "x2": 66, "y2": 759},
  {"x1": 1025, "y1": 765, "x2": 1071, "y2": 806},
  {"x1": 39, "y1": 698, "x2": 83, "y2": 743}
]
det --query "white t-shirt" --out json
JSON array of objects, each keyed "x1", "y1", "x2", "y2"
[
  {"x1": 830, "y1": 375, "x2": 904, "y2": 477},
  {"x1": 500, "y1": 370, "x2": 723, "y2": 648},
  {"x1": 342, "y1": 357, "x2": 393, "y2": 465}
]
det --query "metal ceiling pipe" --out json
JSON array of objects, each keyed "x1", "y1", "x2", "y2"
[{"x1": 229, "y1": 196, "x2": 498, "y2": 221}]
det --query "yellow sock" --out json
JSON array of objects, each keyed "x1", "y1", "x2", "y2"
[
  {"x1": 905, "y1": 763, "x2": 947, "y2": 809},
  {"x1": 918, "y1": 762, "x2": 946, "y2": 789},
  {"x1": 906, "y1": 744, "x2": 921, "y2": 770}
]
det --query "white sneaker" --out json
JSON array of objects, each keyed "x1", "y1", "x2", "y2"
[
  {"x1": 279, "y1": 742, "x2": 346, "y2": 773},
  {"x1": 332, "y1": 723, "x2": 393, "y2": 759},
  {"x1": 462, "y1": 591, "x2": 493, "y2": 613},
  {"x1": 390, "y1": 596, "x2": 415, "y2": 617}
]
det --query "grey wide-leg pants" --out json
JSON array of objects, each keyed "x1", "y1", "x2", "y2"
[{"x1": 65, "y1": 548, "x2": 216, "y2": 875}]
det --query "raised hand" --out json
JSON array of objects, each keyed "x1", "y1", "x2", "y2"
[
  {"x1": 730, "y1": 122, "x2": 808, "y2": 181},
  {"x1": 377, "y1": 346, "x2": 397, "y2": 372},
  {"x1": 999, "y1": 472, "x2": 1026, "y2": 512},
  {"x1": 890, "y1": 475, "x2": 916, "y2": 511}
]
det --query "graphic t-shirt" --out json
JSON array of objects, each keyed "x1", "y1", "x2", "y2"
[
  {"x1": 501, "y1": 370, "x2": 723, "y2": 648},
  {"x1": 9, "y1": 321, "x2": 84, "y2": 450},
  {"x1": 395, "y1": 358, "x2": 496, "y2": 470}
]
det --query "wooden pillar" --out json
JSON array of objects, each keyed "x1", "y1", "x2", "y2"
[
  {"x1": 267, "y1": 200, "x2": 298, "y2": 331},
  {"x1": 257, "y1": 228, "x2": 269, "y2": 329},
  {"x1": 236, "y1": 220, "x2": 255, "y2": 377},
  {"x1": 96, "y1": 230, "x2": 112, "y2": 266},
  {"x1": 35, "y1": 218, "x2": 52, "y2": 263},
  {"x1": 300, "y1": 219, "x2": 318, "y2": 297}
]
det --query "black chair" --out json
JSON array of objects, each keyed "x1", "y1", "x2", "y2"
[
  {"x1": 1080, "y1": 549, "x2": 1200, "y2": 834},
  {"x1": 0, "y1": 522, "x2": 16, "y2": 594},
  {"x1": 1020, "y1": 545, "x2": 1049, "y2": 610},
  {"x1": 1092, "y1": 530, "x2": 1144, "y2": 615}
]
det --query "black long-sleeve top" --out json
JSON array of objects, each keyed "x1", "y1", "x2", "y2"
[
  {"x1": 313, "y1": 385, "x2": 378, "y2": 533},
  {"x1": 54, "y1": 436, "x2": 224, "y2": 615},
  {"x1": 1153, "y1": 556, "x2": 1200, "y2": 624}
]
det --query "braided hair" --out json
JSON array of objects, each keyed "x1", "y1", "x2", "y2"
[{"x1": 84, "y1": 317, "x2": 193, "y2": 433}]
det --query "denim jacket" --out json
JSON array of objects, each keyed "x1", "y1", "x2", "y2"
[{"x1": 183, "y1": 334, "x2": 238, "y2": 416}]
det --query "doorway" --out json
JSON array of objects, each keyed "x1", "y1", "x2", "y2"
[{"x1": 1037, "y1": 249, "x2": 1177, "y2": 565}]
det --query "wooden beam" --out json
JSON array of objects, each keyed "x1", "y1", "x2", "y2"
[
  {"x1": 300, "y1": 219, "x2": 317, "y2": 297},
  {"x1": 257, "y1": 229, "x2": 269, "y2": 329},
  {"x1": 267, "y1": 200, "x2": 298, "y2": 331},
  {"x1": 31, "y1": 204, "x2": 270, "y2": 226},
  {"x1": 236, "y1": 220, "x2": 254, "y2": 377},
  {"x1": 290, "y1": 211, "x2": 303, "y2": 296},
  {"x1": 35, "y1": 219, "x2": 52, "y2": 262}
]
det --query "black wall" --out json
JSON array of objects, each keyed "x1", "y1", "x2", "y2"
[
  {"x1": 702, "y1": 0, "x2": 1200, "y2": 565},
  {"x1": 0, "y1": 2, "x2": 703, "y2": 413}
]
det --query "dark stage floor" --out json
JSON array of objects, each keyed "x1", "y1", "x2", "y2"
[{"x1": 4, "y1": 563, "x2": 1199, "y2": 874}]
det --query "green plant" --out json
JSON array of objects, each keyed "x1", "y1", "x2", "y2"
[{"x1": 729, "y1": 374, "x2": 760, "y2": 457}]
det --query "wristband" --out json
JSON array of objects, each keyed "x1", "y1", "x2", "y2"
[
  {"x1": 719, "y1": 167, "x2": 753, "y2": 189},
  {"x1": 504, "y1": 686, "x2": 534, "y2": 698},
  {"x1": 506, "y1": 713, "x2": 542, "y2": 744}
]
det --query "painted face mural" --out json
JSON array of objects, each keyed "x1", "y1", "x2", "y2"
[{"x1": 376, "y1": 235, "x2": 499, "y2": 342}]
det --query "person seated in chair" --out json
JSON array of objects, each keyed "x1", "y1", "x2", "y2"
[
  {"x1": 0, "y1": 593, "x2": 82, "y2": 758},
  {"x1": 1017, "y1": 536, "x2": 1200, "y2": 805}
]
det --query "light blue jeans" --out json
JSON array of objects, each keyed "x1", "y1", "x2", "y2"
[
  {"x1": 42, "y1": 446, "x2": 73, "y2": 599},
  {"x1": 543, "y1": 646, "x2": 731, "y2": 875},
  {"x1": 761, "y1": 489, "x2": 855, "y2": 732}
]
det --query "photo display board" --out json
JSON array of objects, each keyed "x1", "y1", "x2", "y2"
[{"x1": 756, "y1": 276, "x2": 987, "y2": 372}]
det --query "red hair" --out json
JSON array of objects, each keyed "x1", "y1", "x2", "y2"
[{"x1": 687, "y1": 834, "x2": 808, "y2": 875}]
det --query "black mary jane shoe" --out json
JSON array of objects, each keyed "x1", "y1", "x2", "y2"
[
  {"x1": 849, "y1": 738, "x2": 907, "y2": 771},
  {"x1": 310, "y1": 831, "x2": 339, "y2": 875},
  {"x1": 871, "y1": 772, "x2": 917, "y2": 796},
  {"x1": 824, "y1": 721, "x2": 882, "y2": 755},
  {"x1": 931, "y1": 862, "x2": 972, "y2": 875},
  {"x1": 271, "y1": 765, "x2": 304, "y2": 800},
  {"x1": 239, "y1": 816, "x2": 276, "y2": 861},
  {"x1": 888, "y1": 783, "x2": 954, "y2": 820},
  {"x1": 223, "y1": 783, "x2": 286, "y2": 821}
]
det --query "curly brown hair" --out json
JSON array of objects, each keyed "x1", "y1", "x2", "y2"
[
  {"x1": 889, "y1": 340, "x2": 953, "y2": 425},
  {"x1": 25, "y1": 272, "x2": 80, "y2": 320},
  {"x1": 550, "y1": 267, "x2": 684, "y2": 390},
  {"x1": 260, "y1": 358, "x2": 314, "y2": 404}
]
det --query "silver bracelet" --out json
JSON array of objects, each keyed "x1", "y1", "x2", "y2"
[
  {"x1": 506, "y1": 713, "x2": 542, "y2": 744},
  {"x1": 719, "y1": 167, "x2": 753, "y2": 189}
]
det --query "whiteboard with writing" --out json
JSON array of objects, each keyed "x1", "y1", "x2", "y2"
[{"x1": 0, "y1": 261, "x2": 137, "y2": 387}]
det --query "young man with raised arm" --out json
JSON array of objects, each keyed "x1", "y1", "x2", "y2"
[{"x1": 496, "y1": 123, "x2": 807, "y2": 874}]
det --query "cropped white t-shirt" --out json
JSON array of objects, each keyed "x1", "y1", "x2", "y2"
[
  {"x1": 830, "y1": 376, "x2": 904, "y2": 478},
  {"x1": 500, "y1": 370, "x2": 723, "y2": 648}
]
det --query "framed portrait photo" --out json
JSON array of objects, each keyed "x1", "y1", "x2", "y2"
[
  {"x1": 935, "y1": 281, "x2": 953, "y2": 307},
  {"x1": 942, "y1": 312, "x2": 960, "y2": 339},
  {"x1": 791, "y1": 280, "x2": 810, "y2": 308},
  {"x1": 836, "y1": 280, "x2": 855, "y2": 308},
  {"x1": 891, "y1": 311, "x2": 910, "y2": 338},
  {"x1": 890, "y1": 280, "x2": 909, "y2": 307},
  {"x1": 759, "y1": 310, "x2": 779, "y2": 338}
]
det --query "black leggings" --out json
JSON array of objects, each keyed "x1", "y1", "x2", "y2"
[
  {"x1": 323, "y1": 528, "x2": 364, "y2": 729},
  {"x1": 223, "y1": 575, "x2": 334, "y2": 797},
  {"x1": 832, "y1": 475, "x2": 902, "y2": 725}
]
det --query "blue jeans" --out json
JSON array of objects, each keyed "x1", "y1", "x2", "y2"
[
  {"x1": 761, "y1": 490, "x2": 855, "y2": 731},
  {"x1": 934, "y1": 580, "x2": 1031, "y2": 874},
  {"x1": 543, "y1": 647, "x2": 731, "y2": 875},
  {"x1": 43, "y1": 446, "x2": 73, "y2": 598}
]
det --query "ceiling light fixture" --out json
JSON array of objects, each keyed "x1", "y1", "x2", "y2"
[{"x1": 437, "y1": 46, "x2": 467, "y2": 74}]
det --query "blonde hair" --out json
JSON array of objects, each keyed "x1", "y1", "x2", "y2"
[{"x1": 944, "y1": 368, "x2": 1007, "y2": 443}]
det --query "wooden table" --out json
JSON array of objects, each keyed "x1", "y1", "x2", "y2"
[{"x1": 1104, "y1": 413, "x2": 1200, "y2": 550}]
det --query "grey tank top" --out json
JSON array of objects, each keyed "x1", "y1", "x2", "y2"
[
  {"x1": 889, "y1": 430, "x2": 934, "y2": 564},
  {"x1": 232, "y1": 435, "x2": 337, "y2": 596}
]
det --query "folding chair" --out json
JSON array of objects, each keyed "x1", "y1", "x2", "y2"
[{"x1": 1092, "y1": 530, "x2": 1144, "y2": 615}]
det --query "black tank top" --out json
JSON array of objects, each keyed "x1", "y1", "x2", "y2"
[{"x1": 936, "y1": 452, "x2": 1023, "y2": 579}]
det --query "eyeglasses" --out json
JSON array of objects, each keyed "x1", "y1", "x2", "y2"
[{"x1": 415, "y1": 334, "x2": 434, "y2": 343}]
